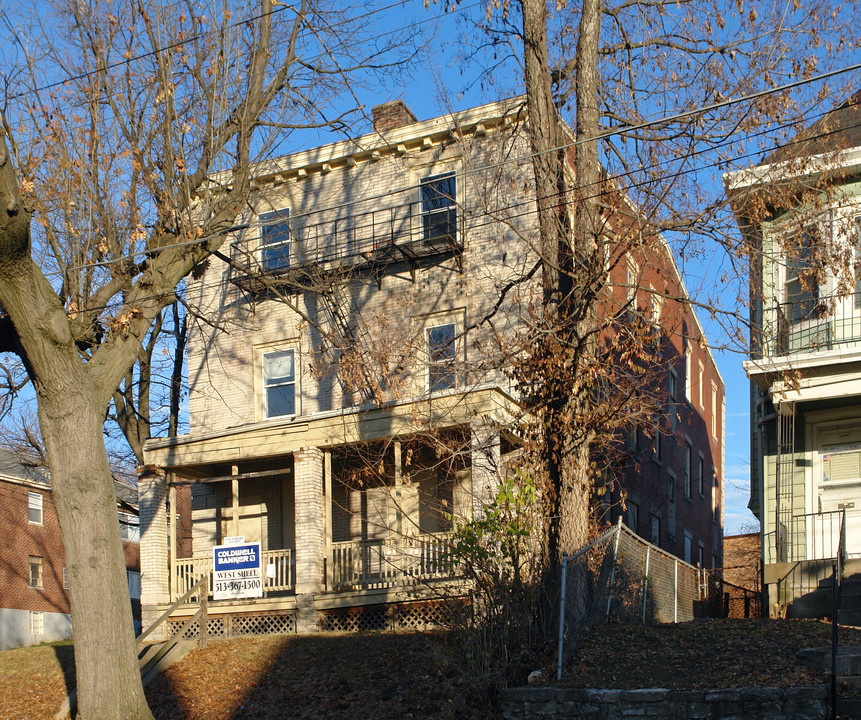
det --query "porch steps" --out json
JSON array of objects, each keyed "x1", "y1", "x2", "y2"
[
  {"x1": 811, "y1": 567, "x2": 861, "y2": 626},
  {"x1": 140, "y1": 639, "x2": 196, "y2": 686},
  {"x1": 840, "y1": 573, "x2": 861, "y2": 626},
  {"x1": 799, "y1": 647, "x2": 861, "y2": 719},
  {"x1": 54, "y1": 641, "x2": 195, "y2": 719}
]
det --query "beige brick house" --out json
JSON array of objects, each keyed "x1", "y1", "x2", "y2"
[{"x1": 140, "y1": 97, "x2": 723, "y2": 636}]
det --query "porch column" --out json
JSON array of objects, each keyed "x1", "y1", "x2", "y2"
[
  {"x1": 138, "y1": 464, "x2": 170, "y2": 641},
  {"x1": 231, "y1": 465, "x2": 240, "y2": 538},
  {"x1": 471, "y1": 422, "x2": 501, "y2": 516},
  {"x1": 294, "y1": 446, "x2": 325, "y2": 632}
]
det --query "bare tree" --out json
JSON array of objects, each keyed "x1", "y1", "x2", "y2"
[
  {"x1": 465, "y1": 0, "x2": 860, "y2": 564},
  {"x1": 0, "y1": 1, "x2": 415, "y2": 718}
]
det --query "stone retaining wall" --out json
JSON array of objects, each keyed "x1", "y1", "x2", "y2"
[{"x1": 502, "y1": 686, "x2": 828, "y2": 720}]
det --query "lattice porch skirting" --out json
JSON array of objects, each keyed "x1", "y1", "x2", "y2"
[
  {"x1": 167, "y1": 610, "x2": 296, "y2": 639},
  {"x1": 320, "y1": 599, "x2": 468, "y2": 633}
]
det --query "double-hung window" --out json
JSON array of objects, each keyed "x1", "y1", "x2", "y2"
[
  {"x1": 420, "y1": 172, "x2": 457, "y2": 243},
  {"x1": 426, "y1": 323, "x2": 456, "y2": 392},
  {"x1": 260, "y1": 208, "x2": 291, "y2": 271},
  {"x1": 29, "y1": 556, "x2": 43, "y2": 588},
  {"x1": 119, "y1": 512, "x2": 140, "y2": 542},
  {"x1": 28, "y1": 492, "x2": 43, "y2": 525},
  {"x1": 668, "y1": 370, "x2": 677, "y2": 432},
  {"x1": 698, "y1": 454, "x2": 705, "y2": 497},
  {"x1": 784, "y1": 223, "x2": 821, "y2": 322},
  {"x1": 263, "y1": 349, "x2": 297, "y2": 418},
  {"x1": 684, "y1": 441, "x2": 692, "y2": 499}
]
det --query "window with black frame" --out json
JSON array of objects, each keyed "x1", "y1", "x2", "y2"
[
  {"x1": 260, "y1": 208, "x2": 291, "y2": 271},
  {"x1": 420, "y1": 172, "x2": 457, "y2": 243}
]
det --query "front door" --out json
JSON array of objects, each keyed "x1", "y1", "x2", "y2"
[{"x1": 813, "y1": 422, "x2": 861, "y2": 560}]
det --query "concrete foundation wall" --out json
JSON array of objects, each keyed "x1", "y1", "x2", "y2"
[{"x1": 0, "y1": 607, "x2": 71, "y2": 651}]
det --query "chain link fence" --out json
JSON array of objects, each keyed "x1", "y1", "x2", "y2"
[{"x1": 556, "y1": 520, "x2": 721, "y2": 677}]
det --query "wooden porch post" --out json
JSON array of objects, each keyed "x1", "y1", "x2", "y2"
[
  {"x1": 231, "y1": 465, "x2": 240, "y2": 538},
  {"x1": 324, "y1": 449, "x2": 332, "y2": 591},
  {"x1": 394, "y1": 441, "x2": 403, "y2": 537},
  {"x1": 168, "y1": 477, "x2": 177, "y2": 600}
]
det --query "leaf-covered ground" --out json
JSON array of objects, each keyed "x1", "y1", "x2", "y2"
[
  {"x1": 560, "y1": 618, "x2": 861, "y2": 690},
  {"x1": 1, "y1": 619, "x2": 858, "y2": 720}
]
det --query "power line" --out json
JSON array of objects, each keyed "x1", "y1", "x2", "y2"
[{"x1": 61, "y1": 72, "x2": 861, "y2": 274}]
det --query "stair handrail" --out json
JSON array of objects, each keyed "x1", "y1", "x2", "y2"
[
  {"x1": 137, "y1": 574, "x2": 208, "y2": 645},
  {"x1": 831, "y1": 507, "x2": 847, "y2": 720},
  {"x1": 54, "y1": 575, "x2": 208, "y2": 720}
]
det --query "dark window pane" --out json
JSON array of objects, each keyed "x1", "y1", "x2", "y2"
[
  {"x1": 267, "y1": 384, "x2": 295, "y2": 417},
  {"x1": 427, "y1": 324, "x2": 456, "y2": 391},
  {"x1": 261, "y1": 209, "x2": 291, "y2": 271},
  {"x1": 421, "y1": 173, "x2": 457, "y2": 243}
]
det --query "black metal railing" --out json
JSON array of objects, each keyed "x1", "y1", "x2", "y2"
[
  {"x1": 228, "y1": 199, "x2": 461, "y2": 289},
  {"x1": 831, "y1": 507, "x2": 846, "y2": 720},
  {"x1": 764, "y1": 509, "x2": 847, "y2": 564},
  {"x1": 759, "y1": 292, "x2": 861, "y2": 357}
]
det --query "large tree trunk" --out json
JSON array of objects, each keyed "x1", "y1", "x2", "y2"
[
  {"x1": 0, "y1": 135, "x2": 154, "y2": 720},
  {"x1": 522, "y1": 0, "x2": 603, "y2": 560},
  {"x1": 41, "y1": 392, "x2": 153, "y2": 720}
]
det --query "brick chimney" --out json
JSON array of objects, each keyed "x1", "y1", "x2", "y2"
[{"x1": 371, "y1": 100, "x2": 418, "y2": 133}]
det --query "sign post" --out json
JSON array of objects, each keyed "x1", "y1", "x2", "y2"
[{"x1": 212, "y1": 541, "x2": 263, "y2": 601}]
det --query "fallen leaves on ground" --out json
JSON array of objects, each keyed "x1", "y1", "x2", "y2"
[
  {"x1": 0, "y1": 642, "x2": 74, "y2": 720},
  {"x1": 145, "y1": 632, "x2": 484, "y2": 720},
  {"x1": 560, "y1": 618, "x2": 861, "y2": 690},
  {"x1": 3, "y1": 619, "x2": 860, "y2": 720}
]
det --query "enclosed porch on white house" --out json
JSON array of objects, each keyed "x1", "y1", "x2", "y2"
[
  {"x1": 167, "y1": 438, "x2": 476, "y2": 601},
  {"x1": 140, "y1": 387, "x2": 518, "y2": 634}
]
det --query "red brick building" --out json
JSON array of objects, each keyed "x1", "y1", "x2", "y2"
[
  {"x1": 0, "y1": 449, "x2": 141, "y2": 649},
  {"x1": 600, "y1": 238, "x2": 725, "y2": 569}
]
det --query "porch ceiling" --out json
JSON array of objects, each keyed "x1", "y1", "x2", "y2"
[{"x1": 143, "y1": 386, "x2": 520, "y2": 473}]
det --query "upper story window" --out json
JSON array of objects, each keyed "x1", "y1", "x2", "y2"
[
  {"x1": 420, "y1": 172, "x2": 457, "y2": 244},
  {"x1": 119, "y1": 511, "x2": 140, "y2": 542},
  {"x1": 263, "y1": 348, "x2": 297, "y2": 418},
  {"x1": 668, "y1": 369, "x2": 677, "y2": 431},
  {"x1": 28, "y1": 492, "x2": 43, "y2": 525},
  {"x1": 29, "y1": 556, "x2": 43, "y2": 588},
  {"x1": 697, "y1": 361, "x2": 704, "y2": 408},
  {"x1": 712, "y1": 383, "x2": 719, "y2": 439},
  {"x1": 426, "y1": 323, "x2": 456, "y2": 392},
  {"x1": 783, "y1": 223, "x2": 821, "y2": 321},
  {"x1": 684, "y1": 440, "x2": 692, "y2": 499},
  {"x1": 698, "y1": 453, "x2": 705, "y2": 497},
  {"x1": 712, "y1": 472, "x2": 720, "y2": 523},
  {"x1": 260, "y1": 208, "x2": 291, "y2": 272},
  {"x1": 684, "y1": 344, "x2": 692, "y2": 403}
]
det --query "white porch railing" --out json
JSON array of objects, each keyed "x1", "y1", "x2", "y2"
[
  {"x1": 329, "y1": 532, "x2": 456, "y2": 591},
  {"x1": 172, "y1": 548, "x2": 295, "y2": 602}
]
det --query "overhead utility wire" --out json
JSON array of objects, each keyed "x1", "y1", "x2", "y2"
[
  {"x1": 65, "y1": 71, "x2": 861, "y2": 274},
  {"x1": 65, "y1": 96, "x2": 861, "y2": 300},
  {"x1": 8, "y1": 0, "x2": 481, "y2": 104}
]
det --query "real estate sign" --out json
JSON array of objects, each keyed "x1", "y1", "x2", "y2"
[{"x1": 212, "y1": 541, "x2": 263, "y2": 601}]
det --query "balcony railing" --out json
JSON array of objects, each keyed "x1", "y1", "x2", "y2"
[
  {"x1": 329, "y1": 532, "x2": 457, "y2": 592},
  {"x1": 759, "y1": 293, "x2": 861, "y2": 357},
  {"x1": 229, "y1": 200, "x2": 461, "y2": 291},
  {"x1": 764, "y1": 510, "x2": 847, "y2": 564},
  {"x1": 172, "y1": 548, "x2": 295, "y2": 602}
]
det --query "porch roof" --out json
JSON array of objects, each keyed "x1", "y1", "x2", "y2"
[{"x1": 143, "y1": 385, "x2": 520, "y2": 477}]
